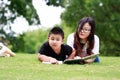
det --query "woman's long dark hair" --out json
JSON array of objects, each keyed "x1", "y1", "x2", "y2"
[{"x1": 74, "y1": 17, "x2": 96, "y2": 57}]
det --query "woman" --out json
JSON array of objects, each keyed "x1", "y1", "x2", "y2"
[{"x1": 67, "y1": 17, "x2": 100, "y2": 64}]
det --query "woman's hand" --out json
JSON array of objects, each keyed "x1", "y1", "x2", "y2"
[{"x1": 84, "y1": 58, "x2": 95, "y2": 63}]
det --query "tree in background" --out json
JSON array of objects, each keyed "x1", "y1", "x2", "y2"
[
  {"x1": 61, "y1": 0, "x2": 120, "y2": 56},
  {"x1": 0, "y1": 0, "x2": 64, "y2": 52},
  {"x1": 0, "y1": 0, "x2": 40, "y2": 26},
  {"x1": 23, "y1": 29, "x2": 49, "y2": 53},
  {"x1": 1, "y1": 0, "x2": 120, "y2": 56},
  {"x1": 0, "y1": 0, "x2": 40, "y2": 35},
  {"x1": 0, "y1": 0, "x2": 40, "y2": 52}
]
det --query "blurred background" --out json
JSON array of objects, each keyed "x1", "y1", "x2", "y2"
[{"x1": 0, "y1": 0, "x2": 120, "y2": 56}]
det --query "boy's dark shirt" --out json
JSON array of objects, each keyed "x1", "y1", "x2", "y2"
[{"x1": 38, "y1": 41, "x2": 72, "y2": 61}]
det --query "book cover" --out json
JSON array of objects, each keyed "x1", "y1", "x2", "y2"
[{"x1": 64, "y1": 54, "x2": 99, "y2": 64}]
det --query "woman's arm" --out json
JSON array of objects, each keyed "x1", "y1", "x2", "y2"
[
  {"x1": 92, "y1": 35, "x2": 100, "y2": 54},
  {"x1": 67, "y1": 48, "x2": 76, "y2": 59},
  {"x1": 84, "y1": 35, "x2": 100, "y2": 63},
  {"x1": 84, "y1": 58, "x2": 95, "y2": 63}
]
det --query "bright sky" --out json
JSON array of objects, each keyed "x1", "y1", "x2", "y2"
[{"x1": 11, "y1": 0, "x2": 64, "y2": 34}]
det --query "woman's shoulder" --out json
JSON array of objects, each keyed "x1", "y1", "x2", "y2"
[
  {"x1": 94, "y1": 35, "x2": 99, "y2": 43},
  {"x1": 94, "y1": 35, "x2": 99, "y2": 40},
  {"x1": 67, "y1": 33, "x2": 74, "y2": 39}
]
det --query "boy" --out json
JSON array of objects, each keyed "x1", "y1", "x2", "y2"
[
  {"x1": 38, "y1": 27, "x2": 75, "y2": 64},
  {"x1": 0, "y1": 42, "x2": 16, "y2": 57}
]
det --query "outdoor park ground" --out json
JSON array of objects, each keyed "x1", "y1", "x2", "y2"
[{"x1": 0, "y1": 53, "x2": 120, "y2": 80}]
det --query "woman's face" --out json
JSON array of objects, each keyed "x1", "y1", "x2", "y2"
[{"x1": 78, "y1": 23, "x2": 91, "y2": 41}]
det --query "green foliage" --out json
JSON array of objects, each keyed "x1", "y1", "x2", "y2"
[
  {"x1": 0, "y1": 29, "x2": 25, "y2": 52},
  {"x1": 0, "y1": 0, "x2": 40, "y2": 52},
  {"x1": 9, "y1": 0, "x2": 40, "y2": 25},
  {"x1": 0, "y1": 0, "x2": 64, "y2": 53},
  {"x1": 22, "y1": 26, "x2": 69, "y2": 53},
  {"x1": 8, "y1": 34, "x2": 25, "y2": 52},
  {"x1": 88, "y1": 0, "x2": 120, "y2": 56},
  {"x1": 0, "y1": 0, "x2": 40, "y2": 26},
  {"x1": 61, "y1": 0, "x2": 90, "y2": 31},
  {"x1": 23, "y1": 29, "x2": 49, "y2": 53},
  {"x1": 62, "y1": 25, "x2": 74, "y2": 43},
  {"x1": 0, "y1": 54, "x2": 120, "y2": 80},
  {"x1": 61, "y1": 0, "x2": 120, "y2": 56}
]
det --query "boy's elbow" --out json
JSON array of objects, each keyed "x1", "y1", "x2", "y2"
[{"x1": 38, "y1": 53, "x2": 43, "y2": 61}]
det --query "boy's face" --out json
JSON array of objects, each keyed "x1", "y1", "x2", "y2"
[{"x1": 48, "y1": 34, "x2": 64, "y2": 50}]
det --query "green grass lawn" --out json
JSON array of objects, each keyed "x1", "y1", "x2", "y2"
[{"x1": 0, "y1": 53, "x2": 120, "y2": 80}]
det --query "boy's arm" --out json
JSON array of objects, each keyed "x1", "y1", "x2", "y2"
[
  {"x1": 38, "y1": 53, "x2": 51, "y2": 62},
  {"x1": 38, "y1": 53, "x2": 58, "y2": 64}
]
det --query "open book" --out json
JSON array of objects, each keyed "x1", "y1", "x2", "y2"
[{"x1": 64, "y1": 54, "x2": 99, "y2": 64}]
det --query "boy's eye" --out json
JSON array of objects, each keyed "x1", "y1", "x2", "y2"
[
  {"x1": 56, "y1": 39, "x2": 60, "y2": 41},
  {"x1": 50, "y1": 37, "x2": 54, "y2": 40},
  {"x1": 51, "y1": 38, "x2": 54, "y2": 40}
]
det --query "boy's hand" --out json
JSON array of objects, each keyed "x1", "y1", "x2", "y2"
[{"x1": 49, "y1": 58, "x2": 58, "y2": 64}]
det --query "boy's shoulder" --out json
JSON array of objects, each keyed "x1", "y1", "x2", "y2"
[
  {"x1": 42, "y1": 41, "x2": 49, "y2": 45},
  {"x1": 40, "y1": 41, "x2": 50, "y2": 48},
  {"x1": 62, "y1": 44, "x2": 72, "y2": 49}
]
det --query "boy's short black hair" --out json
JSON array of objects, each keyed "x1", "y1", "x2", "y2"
[{"x1": 49, "y1": 27, "x2": 64, "y2": 39}]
